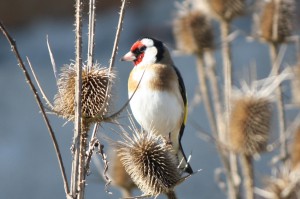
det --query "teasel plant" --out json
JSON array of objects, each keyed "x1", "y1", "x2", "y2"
[
  {"x1": 0, "y1": 0, "x2": 128, "y2": 198},
  {"x1": 173, "y1": 1, "x2": 240, "y2": 199},
  {"x1": 195, "y1": 1, "x2": 246, "y2": 198},
  {"x1": 255, "y1": 123, "x2": 300, "y2": 199},
  {"x1": 229, "y1": 67, "x2": 293, "y2": 199},
  {"x1": 107, "y1": 118, "x2": 196, "y2": 199},
  {"x1": 255, "y1": 0, "x2": 296, "y2": 163}
]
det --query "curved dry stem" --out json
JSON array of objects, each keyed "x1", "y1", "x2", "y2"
[
  {"x1": 0, "y1": 22, "x2": 70, "y2": 198},
  {"x1": 26, "y1": 57, "x2": 54, "y2": 110},
  {"x1": 97, "y1": 0, "x2": 127, "y2": 118}
]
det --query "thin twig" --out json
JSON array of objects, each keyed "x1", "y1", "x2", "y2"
[
  {"x1": 97, "y1": 0, "x2": 127, "y2": 117},
  {"x1": 0, "y1": 22, "x2": 70, "y2": 198},
  {"x1": 195, "y1": 53, "x2": 218, "y2": 137},
  {"x1": 87, "y1": 0, "x2": 96, "y2": 71},
  {"x1": 269, "y1": 42, "x2": 288, "y2": 162},
  {"x1": 26, "y1": 57, "x2": 54, "y2": 110}
]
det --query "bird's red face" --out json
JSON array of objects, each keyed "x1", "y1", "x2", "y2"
[{"x1": 121, "y1": 40, "x2": 146, "y2": 66}]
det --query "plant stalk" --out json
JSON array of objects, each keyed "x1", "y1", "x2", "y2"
[
  {"x1": 269, "y1": 42, "x2": 287, "y2": 161},
  {"x1": 240, "y1": 155, "x2": 254, "y2": 199}
]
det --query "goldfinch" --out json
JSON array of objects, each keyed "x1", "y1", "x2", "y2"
[{"x1": 121, "y1": 37, "x2": 193, "y2": 174}]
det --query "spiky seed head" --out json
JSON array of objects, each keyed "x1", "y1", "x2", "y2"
[
  {"x1": 259, "y1": 0, "x2": 295, "y2": 43},
  {"x1": 173, "y1": 10, "x2": 214, "y2": 55},
  {"x1": 229, "y1": 96, "x2": 271, "y2": 155},
  {"x1": 291, "y1": 127, "x2": 300, "y2": 171},
  {"x1": 115, "y1": 129, "x2": 181, "y2": 197},
  {"x1": 264, "y1": 166, "x2": 300, "y2": 199},
  {"x1": 109, "y1": 149, "x2": 136, "y2": 197},
  {"x1": 209, "y1": 0, "x2": 245, "y2": 22},
  {"x1": 53, "y1": 63, "x2": 115, "y2": 122}
]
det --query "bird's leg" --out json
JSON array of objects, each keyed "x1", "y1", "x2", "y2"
[{"x1": 166, "y1": 132, "x2": 173, "y2": 146}]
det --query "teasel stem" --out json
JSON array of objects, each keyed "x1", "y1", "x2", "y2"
[
  {"x1": 220, "y1": 20, "x2": 240, "y2": 199},
  {"x1": 0, "y1": 22, "x2": 70, "y2": 199},
  {"x1": 196, "y1": 53, "x2": 218, "y2": 137},
  {"x1": 240, "y1": 155, "x2": 254, "y2": 199},
  {"x1": 70, "y1": 0, "x2": 84, "y2": 198},
  {"x1": 166, "y1": 191, "x2": 178, "y2": 199},
  {"x1": 269, "y1": 42, "x2": 287, "y2": 162},
  {"x1": 87, "y1": 0, "x2": 96, "y2": 71},
  {"x1": 205, "y1": 50, "x2": 238, "y2": 199}
]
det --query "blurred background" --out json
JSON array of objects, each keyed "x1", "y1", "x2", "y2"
[{"x1": 0, "y1": 0, "x2": 300, "y2": 199}]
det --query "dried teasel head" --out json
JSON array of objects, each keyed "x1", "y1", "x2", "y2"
[
  {"x1": 113, "y1": 128, "x2": 182, "y2": 197},
  {"x1": 259, "y1": 0, "x2": 295, "y2": 43},
  {"x1": 109, "y1": 149, "x2": 136, "y2": 198},
  {"x1": 53, "y1": 63, "x2": 115, "y2": 122},
  {"x1": 264, "y1": 165, "x2": 300, "y2": 199},
  {"x1": 173, "y1": 5, "x2": 214, "y2": 55},
  {"x1": 229, "y1": 96, "x2": 272, "y2": 155},
  {"x1": 199, "y1": 0, "x2": 245, "y2": 22},
  {"x1": 291, "y1": 127, "x2": 300, "y2": 171}
]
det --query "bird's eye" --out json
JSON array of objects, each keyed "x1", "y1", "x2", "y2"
[{"x1": 139, "y1": 46, "x2": 146, "y2": 52}]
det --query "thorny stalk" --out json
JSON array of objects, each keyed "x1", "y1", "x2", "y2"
[
  {"x1": 87, "y1": 0, "x2": 96, "y2": 70},
  {"x1": 240, "y1": 155, "x2": 254, "y2": 199},
  {"x1": 0, "y1": 22, "x2": 70, "y2": 198},
  {"x1": 269, "y1": 42, "x2": 287, "y2": 162},
  {"x1": 71, "y1": 0, "x2": 83, "y2": 198},
  {"x1": 195, "y1": 53, "x2": 218, "y2": 137},
  {"x1": 220, "y1": 20, "x2": 240, "y2": 199}
]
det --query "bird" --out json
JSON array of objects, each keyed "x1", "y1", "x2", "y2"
[{"x1": 121, "y1": 37, "x2": 193, "y2": 174}]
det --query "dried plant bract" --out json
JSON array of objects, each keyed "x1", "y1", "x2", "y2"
[
  {"x1": 173, "y1": 9, "x2": 214, "y2": 55},
  {"x1": 53, "y1": 63, "x2": 115, "y2": 122},
  {"x1": 259, "y1": 0, "x2": 295, "y2": 43},
  {"x1": 109, "y1": 149, "x2": 136, "y2": 197},
  {"x1": 229, "y1": 96, "x2": 271, "y2": 155},
  {"x1": 113, "y1": 129, "x2": 181, "y2": 197},
  {"x1": 209, "y1": 0, "x2": 245, "y2": 22}
]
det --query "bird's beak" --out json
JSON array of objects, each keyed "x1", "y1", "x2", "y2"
[{"x1": 121, "y1": 51, "x2": 136, "y2": 61}]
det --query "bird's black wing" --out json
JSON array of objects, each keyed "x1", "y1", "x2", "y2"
[{"x1": 173, "y1": 65, "x2": 193, "y2": 174}]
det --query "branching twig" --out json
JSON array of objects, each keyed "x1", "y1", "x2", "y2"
[
  {"x1": 0, "y1": 22, "x2": 70, "y2": 198},
  {"x1": 98, "y1": 0, "x2": 127, "y2": 118}
]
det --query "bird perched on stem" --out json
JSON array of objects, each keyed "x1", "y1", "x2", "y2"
[{"x1": 121, "y1": 37, "x2": 193, "y2": 174}]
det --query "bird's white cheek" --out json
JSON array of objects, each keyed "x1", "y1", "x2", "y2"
[{"x1": 138, "y1": 47, "x2": 157, "y2": 66}]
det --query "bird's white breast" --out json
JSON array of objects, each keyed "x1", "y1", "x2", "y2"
[{"x1": 128, "y1": 68, "x2": 183, "y2": 138}]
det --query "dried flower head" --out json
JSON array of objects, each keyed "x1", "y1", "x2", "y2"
[
  {"x1": 109, "y1": 150, "x2": 136, "y2": 197},
  {"x1": 114, "y1": 128, "x2": 181, "y2": 197},
  {"x1": 209, "y1": 0, "x2": 245, "y2": 22},
  {"x1": 291, "y1": 127, "x2": 300, "y2": 171},
  {"x1": 53, "y1": 63, "x2": 115, "y2": 122},
  {"x1": 259, "y1": 0, "x2": 295, "y2": 43},
  {"x1": 229, "y1": 96, "x2": 271, "y2": 155},
  {"x1": 229, "y1": 69, "x2": 292, "y2": 155},
  {"x1": 264, "y1": 165, "x2": 300, "y2": 199},
  {"x1": 173, "y1": 6, "x2": 214, "y2": 55}
]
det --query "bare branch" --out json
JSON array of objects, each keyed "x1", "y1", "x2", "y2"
[
  {"x1": 0, "y1": 21, "x2": 70, "y2": 198},
  {"x1": 97, "y1": 0, "x2": 127, "y2": 118},
  {"x1": 26, "y1": 57, "x2": 54, "y2": 109}
]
